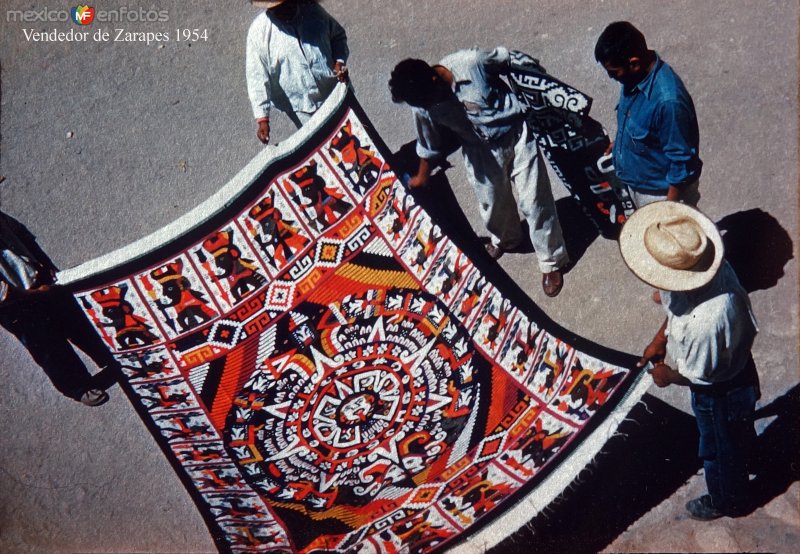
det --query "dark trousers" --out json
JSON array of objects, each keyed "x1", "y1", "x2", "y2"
[
  {"x1": 0, "y1": 287, "x2": 115, "y2": 401},
  {"x1": 690, "y1": 359, "x2": 759, "y2": 513}
]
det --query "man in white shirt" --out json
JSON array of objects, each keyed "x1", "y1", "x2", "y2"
[
  {"x1": 389, "y1": 51, "x2": 569, "y2": 297},
  {"x1": 246, "y1": 0, "x2": 349, "y2": 144},
  {"x1": 620, "y1": 201, "x2": 759, "y2": 520}
]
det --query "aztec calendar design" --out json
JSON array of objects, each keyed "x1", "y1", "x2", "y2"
[
  {"x1": 72, "y1": 91, "x2": 639, "y2": 553},
  {"x1": 227, "y1": 289, "x2": 479, "y2": 513}
]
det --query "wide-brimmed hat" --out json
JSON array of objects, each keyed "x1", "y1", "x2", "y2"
[
  {"x1": 619, "y1": 201, "x2": 723, "y2": 291},
  {"x1": 251, "y1": 0, "x2": 286, "y2": 9}
]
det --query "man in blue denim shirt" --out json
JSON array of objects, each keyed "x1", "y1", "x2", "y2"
[
  {"x1": 595, "y1": 21, "x2": 702, "y2": 207},
  {"x1": 621, "y1": 202, "x2": 759, "y2": 521}
]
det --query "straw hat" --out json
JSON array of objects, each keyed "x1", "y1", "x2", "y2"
[
  {"x1": 619, "y1": 201, "x2": 723, "y2": 291},
  {"x1": 251, "y1": 0, "x2": 286, "y2": 9}
]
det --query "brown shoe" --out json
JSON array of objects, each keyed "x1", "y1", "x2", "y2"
[
  {"x1": 542, "y1": 271, "x2": 563, "y2": 297},
  {"x1": 485, "y1": 243, "x2": 504, "y2": 260}
]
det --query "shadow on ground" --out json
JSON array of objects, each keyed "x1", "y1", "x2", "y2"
[
  {"x1": 391, "y1": 141, "x2": 509, "y2": 269},
  {"x1": 489, "y1": 384, "x2": 800, "y2": 553},
  {"x1": 554, "y1": 196, "x2": 601, "y2": 269},
  {"x1": 748, "y1": 383, "x2": 800, "y2": 511},
  {"x1": 717, "y1": 208, "x2": 794, "y2": 293},
  {"x1": 390, "y1": 141, "x2": 606, "y2": 272},
  {"x1": 490, "y1": 394, "x2": 700, "y2": 554},
  {"x1": 93, "y1": 363, "x2": 121, "y2": 390},
  {"x1": 80, "y1": 152, "x2": 796, "y2": 554}
]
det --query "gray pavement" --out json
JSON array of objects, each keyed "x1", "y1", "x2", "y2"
[{"x1": 0, "y1": 1, "x2": 797, "y2": 552}]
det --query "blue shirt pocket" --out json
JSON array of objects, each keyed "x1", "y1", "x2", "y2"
[{"x1": 625, "y1": 117, "x2": 651, "y2": 155}]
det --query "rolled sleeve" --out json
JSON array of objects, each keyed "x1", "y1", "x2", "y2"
[
  {"x1": 245, "y1": 18, "x2": 272, "y2": 120},
  {"x1": 414, "y1": 109, "x2": 444, "y2": 159},
  {"x1": 480, "y1": 46, "x2": 511, "y2": 75},
  {"x1": 657, "y1": 100, "x2": 702, "y2": 187}
]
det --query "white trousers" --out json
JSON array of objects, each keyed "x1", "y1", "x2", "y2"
[
  {"x1": 628, "y1": 180, "x2": 701, "y2": 208},
  {"x1": 462, "y1": 123, "x2": 568, "y2": 273}
]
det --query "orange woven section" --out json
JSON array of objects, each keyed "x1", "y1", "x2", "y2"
[
  {"x1": 306, "y1": 263, "x2": 419, "y2": 305},
  {"x1": 208, "y1": 345, "x2": 247, "y2": 429}
]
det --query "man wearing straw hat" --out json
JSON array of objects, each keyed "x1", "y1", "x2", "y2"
[
  {"x1": 246, "y1": 0, "x2": 349, "y2": 144},
  {"x1": 620, "y1": 201, "x2": 759, "y2": 520}
]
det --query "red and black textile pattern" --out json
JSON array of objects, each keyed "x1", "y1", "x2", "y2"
[{"x1": 71, "y1": 90, "x2": 642, "y2": 553}]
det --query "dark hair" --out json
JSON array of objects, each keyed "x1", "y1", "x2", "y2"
[
  {"x1": 388, "y1": 59, "x2": 439, "y2": 107},
  {"x1": 594, "y1": 21, "x2": 648, "y2": 65}
]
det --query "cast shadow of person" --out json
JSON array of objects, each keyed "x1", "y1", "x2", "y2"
[
  {"x1": 552, "y1": 196, "x2": 601, "y2": 269},
  {"x1": 507, "y1": 197, "x2": 601, "y2": 273},
  {"x1": 392, "y1": 143, "x2": 699, "y2": 554},
  {"x1": 717, "y1": 208, "x2": 793, "y2": 292},
  {"x1": 390, "y1": 141, "x2": 485, "y2": 260},
  {"x1": 745, "y1": 383, "x2": 800, "y2": 512}
]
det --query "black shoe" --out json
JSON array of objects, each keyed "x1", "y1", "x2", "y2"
[
  {"x1": 79, "y1": 388, "x2": 109, "y2": 407},
  {"x1": 685, "y1": 494, "x2": 725, "y2": 521},
  {"x1": 485, "y1": 243, "x2": 504, "y2": 260}
]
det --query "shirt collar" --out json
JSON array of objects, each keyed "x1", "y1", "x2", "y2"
[
  {"x1": 632, "y1": 52, "x2": 663, "y2": 99},
  {"x1": 662, "y1": 261, "x2": 731, "y2": 315}
]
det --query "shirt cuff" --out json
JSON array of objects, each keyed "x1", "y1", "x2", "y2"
[
  {"x1": 252, "y1": 105, "x2": 270, "y2": 120},
  {"x1": 416, "y1": 142, "x2": 441, "y2": 160}
]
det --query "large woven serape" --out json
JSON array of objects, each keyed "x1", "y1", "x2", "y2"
[{"x1": 60, "y1": 85, "x2": 649, "y2": 553}]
